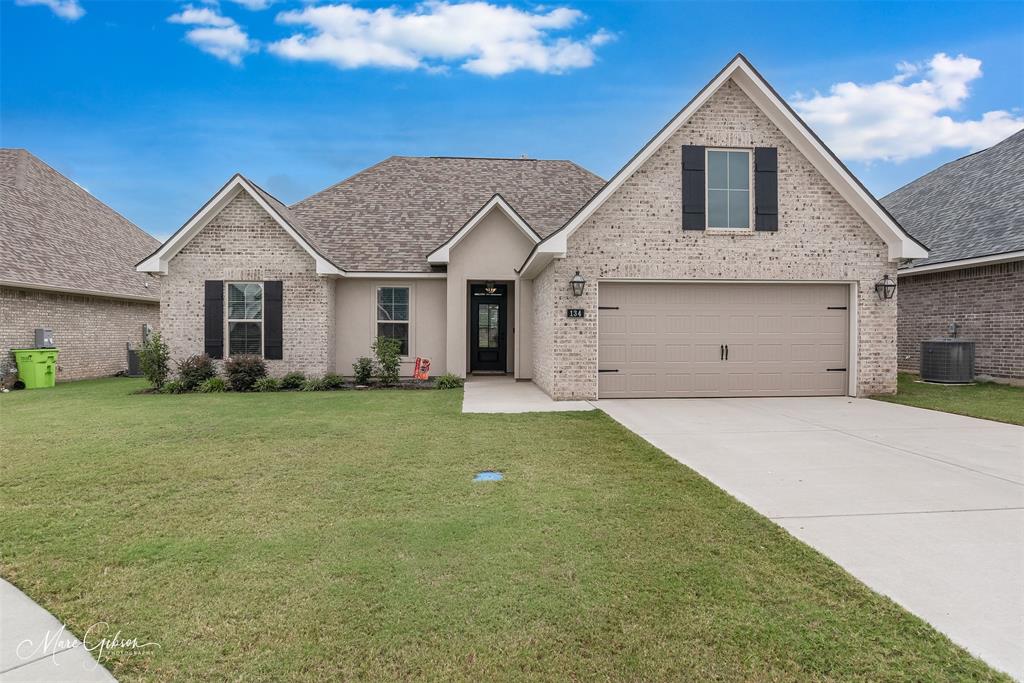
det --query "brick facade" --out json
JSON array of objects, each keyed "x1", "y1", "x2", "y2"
[
  {"x1": 160, "y1": 191, "x2": 335, "y2": 377},
  {"x1": 531, "y1": 80, "x2": 898, "y2": 400},
  {"x1": 897, "y1": 260, "x2": 1023, "y2": 380},
  {"x1": 1, "y1": 286, "x2": 158, "y2": 381}
]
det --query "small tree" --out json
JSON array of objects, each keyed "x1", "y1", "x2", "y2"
[
  {"x1": 372, "y1": 336, "x2": 401, "y2": 386},
  {"x1": 139, "y1": 332, "x2": 171, "y2": 390}
]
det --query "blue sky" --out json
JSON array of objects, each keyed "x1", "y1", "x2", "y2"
[{"x1": 2, "y1": 0, "x2": 1022, "y2": 239}]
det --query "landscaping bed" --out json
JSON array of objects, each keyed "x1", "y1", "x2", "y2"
[{"x1": 0, "y1": 378, "x2": 1006, "y2": 681}]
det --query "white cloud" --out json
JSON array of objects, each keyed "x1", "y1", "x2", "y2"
[
  {"x1": 168, "y1": 5, "x2": 254, "y2": 65},
  {"x1": 229, "y1": 0, "x2": 274, "y2": 9},
  {"x1": 793, "y1": 53, "x2": 1024, "y2": 162},
  {"x1": 268, "y1": 1, "x2": 612, "y2": 76},
  {"x1": 14, "y1": 0, "x2": 85, "y2": 21}
]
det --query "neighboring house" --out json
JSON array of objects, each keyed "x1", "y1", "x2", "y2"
[
  {"x1": 1, "y1": 149, "x2": 160, "y2": 381},
  {"x1": 138, "y1": 55, "x2": 926, "y2": 400},
  {"x1": 883, "y1": 129, "x2": 1023, "y2": 382}
]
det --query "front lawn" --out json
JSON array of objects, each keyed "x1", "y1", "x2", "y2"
[
  {"x1": 873, "y1": 372, "x2": 1024, "y2": 426},
  {"x1": 0, "y1": 379, "x2": 1005, "y2": 681}
]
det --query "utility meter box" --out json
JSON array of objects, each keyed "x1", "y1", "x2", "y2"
[{"x1": 35, "y1": 328, "x2": 55, "y2": 348}]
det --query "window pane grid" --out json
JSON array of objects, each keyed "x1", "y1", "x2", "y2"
[
  {"x1": 377, "y1": 287, "x2": 410, "y2": 355},
  {"x1": 227, "y1": 282, "x2": 263, "y2": 356},
  {"x1": 707, "y1": 150, "x2": 750, "y2": 229}
]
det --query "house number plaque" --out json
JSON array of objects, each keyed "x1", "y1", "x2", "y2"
[{"x1": 566, "y1": 308, "x2": 586, "y2": 318}]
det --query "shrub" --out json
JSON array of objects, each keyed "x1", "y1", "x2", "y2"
[
  {"x1": 302, "y1": 377, "x2": 328, "y2": 391},
  {"x1": 352, "y1": 356, "x2": 373, "y2": 385},
  {"x1": 198, "y1": 377, "x2": 227, "y2": 393},
  {"x1": 323, "y1": 373, "x2": 346, "y2": 390},
  {"x1": 254, "y1": 377, "x2": 280, "y2": 392},
  {"x1": 372, "y1": 336, "x2": 402, "y2": 386},
  {"x1": 139, "y1": 332, "x2": 171, "y2": 390},
  {"x1": 176, "y1": 354, "x2": 216, "y2": 390},
  {"x1": 161, "y1": 380, "x2": 188, "y2": 394},
  {"x1": 436, "y1": 373, "x2": 464, "y2": 390},
  {"x1": 280, "y1": 372, "x2": 306, "y2": 390},
  {"x1": 224, "y1": 354, "x2": 266, "y2": 392}
]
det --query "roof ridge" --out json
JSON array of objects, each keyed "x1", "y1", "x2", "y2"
[{"x1": 8, "y1": 149, "x2": 160, "y2": 248}]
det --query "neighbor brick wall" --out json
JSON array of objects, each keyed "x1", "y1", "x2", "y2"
[
  {"x1": 160, "y1": 191, "x2": 335, "y2": 377},
  {"x1": 532, "y1": 80, "x2": 898, "y2": 399},
  {"x1": 898, "y1": 260, "x2": 1023, "y2": 379},
  {"x1": 0, "y1": 286, "x2": 159, "y2": 381}
]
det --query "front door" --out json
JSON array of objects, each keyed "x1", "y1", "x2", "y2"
[{"x1": 470, "y1": 283, "x2": 507, "y2": 373}]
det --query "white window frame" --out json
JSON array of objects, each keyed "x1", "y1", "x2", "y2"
[
  {"x1": 226, "y1": 281, "x2": 264, "y2": 357},
  {"x1": 705, "y1": 148, "x2": 754, "y2": 230},
  {"x1": 375, "y1": 285, "x2": 412, "y2": 359}
]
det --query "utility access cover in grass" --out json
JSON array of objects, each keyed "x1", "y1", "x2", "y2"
[{"x1": 473, "y1": 470, "x2": 503, "y2": 481}]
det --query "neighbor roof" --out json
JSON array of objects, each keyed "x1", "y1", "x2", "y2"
[
  {"x1": 883, "y1": 128, "x2": 1024, "y2": 269},
  {"x1": 1, "y1": 149, "x2": 160, "y2": 300},
  {"x1": 289, "y1": 156, "x2": 604, "y2": 272}
]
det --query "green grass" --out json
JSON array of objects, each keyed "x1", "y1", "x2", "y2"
[
  {"x1": 873, "y1": 372, "x2": 1024, "y2": 426},
  {"x1": 0, "y1": 379, "x2": 1006, "y2": 681}
]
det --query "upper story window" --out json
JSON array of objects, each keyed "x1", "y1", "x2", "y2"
[
  {"x1": 707, "y1": 149, "x2": 751, "y2": 229},
  {"x1": 376, "y1": 286, "x2": 409, "y2": 356},
  {"x1": 228, "y1": 282, "x2": 263, "y2": 356}
]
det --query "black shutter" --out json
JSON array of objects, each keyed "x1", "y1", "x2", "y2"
[
  {"x1": 204, "y1": 281, "x2": 224, "y2": 359},
  {"x1": 263, "y1": 280, "x2": 283, "y2": 360},
  {"x1": 754, "y1": 147, "x2": 778, "y2": 231},
  {"x1": 682, "y1": 145, "x2": 706, "y2": 230}
]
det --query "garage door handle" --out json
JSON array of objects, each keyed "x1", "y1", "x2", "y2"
[
  {"x1": 725, "y1": 344, "x2": 729, "y2": 361},
  {"x1": 720, "y1": 345, "x2": 724, "y2": 361}
]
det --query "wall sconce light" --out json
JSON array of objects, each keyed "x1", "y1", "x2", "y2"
[
  {"x1": 874, "y1": 274, "x2": 896, "y2": 301},
  {"x1": 570, "y1": 270, "x2": 586, "y2": 297}
]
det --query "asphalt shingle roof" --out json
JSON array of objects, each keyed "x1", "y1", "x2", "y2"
[
  {"x1": 289, "y1": 156, "x2": 605, "y2": 272},
  {"x1": 882, "y1": 129, "x2": 1024, "y2": 268},
  {"x1": 0, "y1": 149, "x2": 160, "y2": 300}
]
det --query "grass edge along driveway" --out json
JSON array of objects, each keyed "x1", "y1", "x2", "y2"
[
  {"x1": 873, "y1": 372, "x2": 1024, "y2": 426},
  {"x1": 0, "y1": 378, "x2": 1009, "y2": 681}
]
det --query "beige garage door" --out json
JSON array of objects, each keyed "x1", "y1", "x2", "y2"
[{"x1": 598, "y1": 283, "x2": 850, "y2": 398}]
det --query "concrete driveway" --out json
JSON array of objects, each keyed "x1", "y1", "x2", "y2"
[{"x1": 597, "y1": 396, "x2": 1024, "y2": 679}]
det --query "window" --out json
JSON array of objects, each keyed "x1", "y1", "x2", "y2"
[
  {"x1": 228, "y1": 282, "x2": 263, "y2": 356},
  {"x1": 376, "y1": 287, "x2": 409, "y2": 356},
  {"x1": 707, "y1": 149, "x2": 750, "y2": 229}
]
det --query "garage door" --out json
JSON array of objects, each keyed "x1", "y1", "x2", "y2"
[{"x1": 598, "y1": 283, "x2": 849, "y2": 398}]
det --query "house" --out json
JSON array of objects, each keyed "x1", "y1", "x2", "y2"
[
  {"x1": 883, "y1": 129, "x2": 1023, "y2": 382},
  {"x1": 138, "y1": 55, "x2": 926, "y2": 400},
  {"x1": 1, "y1": 149, "x2": 161, "y2": 381}
]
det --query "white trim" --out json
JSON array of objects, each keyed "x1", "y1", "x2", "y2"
[
  {"x1": 427, "y1": 195, "x2": 539, "y2": 265},
  {"x1": 848, "y1": 282, "x2": 858, "y2": 397},
  {"x1": 0, "y1": 279, "x2": 160, "y2": 303},
  {"x1": 226, "y1": 281, "x2": 265, "y2": 357},
  {"x1": 343, "y1": 271, "x2": 446, "y2": 279},
  {"x1": 898, "y1": 250, "x2": 1024, "y2": 276},
  {"x1": 136, "y1": 175, "x2": 342, "y2": 277},
  {"x1": 520, "y1": 55, "x2": 926, "y2": 279},
  {"x1": 373, "y1": 284, "x2": 413, "y2": 360}
]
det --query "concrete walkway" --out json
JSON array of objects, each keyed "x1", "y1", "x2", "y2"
[
  {"x1": 462, "y1": 375, "x2": 593, "y2": 413},
  {"x1": 0, "y1": 579, "x2": 115, "y2": 682},
  {"x1": 597, "y1": 396, "x2": 1024, "y2": 679}
]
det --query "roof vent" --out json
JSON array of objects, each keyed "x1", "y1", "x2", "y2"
[{"x1": 921, "y1": 339, "x2": 975, "y2": 383}]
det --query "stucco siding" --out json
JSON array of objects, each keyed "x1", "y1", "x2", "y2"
[
  {"x1": 898, "y1": 260, "x2": 1023, "y2": 380},
  {"x1": 160, "y1": 191, "x2": 335, "y2": 376},
  {"x1": 335, "y1": 278, "x2": 447, "y2": 377},
  {"x1": 531, "y1": 79, "x2": 897, "y2": 399},
  {"x1": 1, "y1": 286, "x2": 158, "y2": 381}
]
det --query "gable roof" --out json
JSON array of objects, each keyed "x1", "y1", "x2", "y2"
[
  {"x1": 426, "y1": 194, "x2": 539, "y2": 265},
  {"x1": 882, "y1": 128, "x2": 1024, "y2": 271},
  {"x1": 0, "y1": 149, "x2": 160, "y2": 301},
  {"x1": 137, "y1": 174, "x2": 339, "y2": 275},
  {"x1": 519, "y1": 54, "x2": 929, "y2": 278},
  {"x1": 290, "y1": 156, "x2": 604, "y2": 273}
]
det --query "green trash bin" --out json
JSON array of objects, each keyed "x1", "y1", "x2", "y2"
[{"x1": 12, "y1": 348, "x2": 59, "y2": 389}]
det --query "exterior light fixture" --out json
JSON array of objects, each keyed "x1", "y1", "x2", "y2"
[
  {"x1": 874, "y1": 274, "x2": 896, "y2": 301},
  {"x1": 484, "y1": 281, "x2": 497, "y2": 295},
  {"x1": 570, "y1": 270, "x2": 586, "y2": 297}
]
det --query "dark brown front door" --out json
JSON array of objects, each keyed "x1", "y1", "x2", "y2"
[{"x1": 470, "y1": 284, "x2": 507, "y2": 373}]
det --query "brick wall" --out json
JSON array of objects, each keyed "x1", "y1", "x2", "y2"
[
  {"x1": 532, "y1": 80, "x2": 898, "y2": 399},
  {"x1": 1, "y1": 286, "x2": 158, "y2": 381},
  {"x1": 160, "y1": 191, "x2": 335, "y2": 377},
  {"x1": 898, "y1": 260, "x2": 1023, "y2": 379}
]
